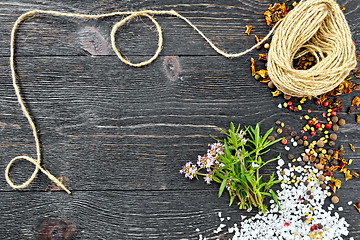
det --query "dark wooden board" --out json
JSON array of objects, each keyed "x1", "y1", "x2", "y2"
[
  {"x1": 0, "y1": 0, "x2": 359, "y2": 57},
  {"x1": 0, "y1": 190, "x2": 359, "y2": 239},
  {"x1": 0, "y1": 0, "x2": 359, "y2": 239}
]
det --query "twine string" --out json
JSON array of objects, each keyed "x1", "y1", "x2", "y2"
[
  {"x1": 8, "y1": 0, "x2": 355, "y2": 193},
  {"x1": 267, "y1": 0, "x2": 357, "y2": 97}
]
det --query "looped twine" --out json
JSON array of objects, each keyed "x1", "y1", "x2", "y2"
[
  {"x1": 267, "y1": 0, "x2": 357, "y2": 97},
  {"x1": 5, "y1": 156, "x2": 71, "y2": 194},
  {"x1": 9, "y1": 9, "x2": 275, "y2": 193}
]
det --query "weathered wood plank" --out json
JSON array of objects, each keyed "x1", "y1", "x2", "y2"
[
  {"x1": 0, "y1": 0, "x2": 358, "y2": 57},
  {"x1": 0, "y1": 55, "x2": 285, "y2": 191},
  {"x1": 0, "y1": 55, "x2": 359, "y2": 192},
  {"x1": 0, "y1": 0, "x2": 360, "y2": 239},
  {"x1": 0, "y1": 190, "x2": 358, "y2": 239}
]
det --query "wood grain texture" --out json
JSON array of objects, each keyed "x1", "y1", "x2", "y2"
[
  {"x1": 0, "y1": 0, "x2": 359, "y2": 239},
  {"x1": 0, "y1": 190, "x2": 359, "y2": 239}
]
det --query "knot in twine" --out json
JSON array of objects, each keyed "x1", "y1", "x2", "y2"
[
  {"x1": 7, "y1": 0, "x2": 356, "y2": 193},
  {"x1": 267, "y1": 0, "x2": 357, "y2": 97}
]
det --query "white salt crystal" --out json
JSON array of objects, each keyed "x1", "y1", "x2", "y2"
[{"x1": 278, "y1": 158, "x2": 285, "y2": 166}]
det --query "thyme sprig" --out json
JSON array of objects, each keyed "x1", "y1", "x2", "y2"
[{"x1": 180, "y1": 122, "x2": 283, "y2": 213}]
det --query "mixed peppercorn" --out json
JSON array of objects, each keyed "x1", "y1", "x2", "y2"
[{"x1": 246, "y1": 2, "x2": 360, "y2": 238}]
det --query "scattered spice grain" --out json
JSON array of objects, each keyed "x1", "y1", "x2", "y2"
[
  {"x1": 338, "y1": 119, "x2": 346, "y2": 126},
  {"x1": 331, "y1": 196, "x2": 340, "y2": 204}
]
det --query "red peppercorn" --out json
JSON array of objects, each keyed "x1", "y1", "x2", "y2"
[
  {"x1": 284, "y1": 222, "x2": 290, "y2": 227},
  {"x1": 302, "y1": 136, "x2": 307, "y2": 141},
  {"x1": 310, "y1": 226, "x2": 315, "y2": 231},
  {"x1": 289, "y1": 105, "x2": 294, "y2": 111},
  {"x1": 315, "y1": 123, "x2": 321, "y2": 129},
  {"x1": 314, "y1": 224, "x2": 319, "y2": 230},
  {"x1": 288, "y1": 101, "x2": 293, "y2": 106},
  {"x1": 301, "y1": 130, "x2": 305, "y2": 134},
  {"x1": 323, "y1": 101, "x2": 329, "y2": 107},
  {"x1": 325, "y1": 123, "x2": 332, "y2": 129},
  {"x1": 311, "y1": 131, "x2": 316, "y2": 136},
  {"x1": 308, "y1": 120, "x2": 314, "y2": 125},
  {"x1": 315, "y1": 100, "x2": 321, "y2": 105},
  {"x1": 331, "y1": 110, "x2": 337, "y2": 116},
  {"x1": 281, "y1": 139, "x2": 287, "y2": 145}
]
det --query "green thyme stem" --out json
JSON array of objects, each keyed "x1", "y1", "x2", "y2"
[
  {"x1": 236, "y1": 150, "x2": 247, "y2": 172},
  {"x1": 185, "y1": 123, "x2": 282, "y2": 213},
  {"x1": 235, "y1": 190, "x2": 245, "y2": 207}
]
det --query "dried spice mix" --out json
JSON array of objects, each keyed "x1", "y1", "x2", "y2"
[{"x1": 193, "y1": 1, "x2": 359, "y2": 240}]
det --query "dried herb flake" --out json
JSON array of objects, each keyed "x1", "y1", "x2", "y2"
[{"x1": 245, "y1": 25, "x2": 253, "y2": 35}]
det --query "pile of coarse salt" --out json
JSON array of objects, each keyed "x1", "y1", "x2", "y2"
[{"x1": 198, "y1": 158, "x2": 353, "y2": 240}]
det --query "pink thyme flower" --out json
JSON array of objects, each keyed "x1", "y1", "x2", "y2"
[
  {"x1": 197, "y1": 155, "x2": 208, "y2": 169},
  {"x1": 180, "y1": 162, "x2": 198, "y2": 180},
  {"x1": 205, "y1": 154, "x2": 215, "y2": 170},
  {"x1": 204, "y1": 173, "x2": 213, "y2": 184},
  {"x1": 226, "y1": 180, "x2": 232, "y2": 191},
  {"x1": 208, "y1": 142, "x2": 224, "y2": 157}
]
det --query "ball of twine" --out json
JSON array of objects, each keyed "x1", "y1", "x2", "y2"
[{"x1": 267, "y1": 0, "x2": 357, "y2": 97}]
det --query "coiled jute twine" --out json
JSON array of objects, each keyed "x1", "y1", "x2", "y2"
[
  {"x1": 7, "y1": 0, "x2": 357, "y2": 194},
  {"x1": 268, "y1": 0, "x2": 357, "y2": 97}
]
